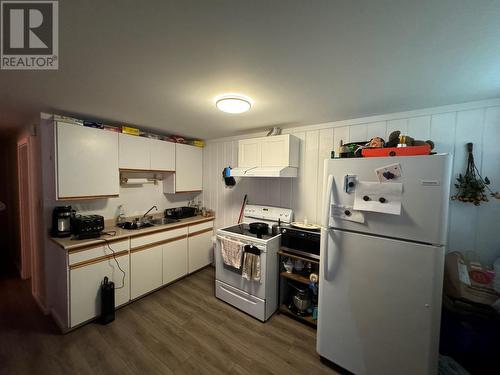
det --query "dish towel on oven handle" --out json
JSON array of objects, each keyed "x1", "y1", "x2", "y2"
[
  {"x1": 242, "y1": 245, "x2": 261, "y2": 282},
  {"x1": 220, "y1": 238, "x2": 244, "y2": 269}
]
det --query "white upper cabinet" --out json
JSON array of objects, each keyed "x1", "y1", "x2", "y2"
[
  {"x1": 119, "y1": 133, "x2": 150, "y2": 170},
  {"x1": 119, "y1": 134, "x2": 175, "y2": 172},
  {"x1": 150, "y1": 138, "x2": 175, "y2": 171},
  {"x1": 238, "y1": 134, "x2": 299, "y2": 168},
  {"x1": 56, "y1": 121, "x2": 119, "y2": 199},
  {"x1": 163, "y1": 144, "x2": 203, "y2": 193},
  {"x1": 261, "y1": 134, "x2": 299, "y2": 167},
  {"x1": 238, "y1": 138, "x2": 262, "y2": 167}
]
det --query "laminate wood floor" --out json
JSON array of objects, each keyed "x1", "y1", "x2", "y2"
[{"x1": 0, "y1": 266, "x2": 339, "y2": 375}]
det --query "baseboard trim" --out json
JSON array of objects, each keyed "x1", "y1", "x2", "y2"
[
  {"x1": 32, "y1": 292, "x2": 49, "y2": 315},
  {"x1": 50, "y1": 308, "x2": 68, "y2": 333}
]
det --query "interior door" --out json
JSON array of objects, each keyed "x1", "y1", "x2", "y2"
[{"x1": 317, "y1": 228, "x2": 444, "y2": 375}]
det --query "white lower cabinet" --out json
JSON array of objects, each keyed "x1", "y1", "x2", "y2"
[
  {"x1": 188, "y1": 222, "x2": 214, "y2": 273},
  {"x1": 69, "y1": 253, "x2": 130, "y2": 328},
  {"x1": 64, "y1": 219, "x2": 215, "y2": 331},
  {"x1": 130, "y1": 245, "x2": 163, "y2": 299},
  {"x1": 162, "y1": 237, "x2": 188, "y2": 285}
]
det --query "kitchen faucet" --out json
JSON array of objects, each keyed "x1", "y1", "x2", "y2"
[{"x1": 142, "y1": 205, "x2": 158, "y2": 221}]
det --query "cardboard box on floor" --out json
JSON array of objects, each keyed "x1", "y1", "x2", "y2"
[{"x1": 444, "y1": 251, "x2": 499, "y2": 306}]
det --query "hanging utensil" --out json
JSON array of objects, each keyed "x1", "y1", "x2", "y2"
[{"x1": 237, "y1": 194, "x2": 248, "y2": 224}]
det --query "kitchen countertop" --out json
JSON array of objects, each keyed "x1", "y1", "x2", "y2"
[{"x1": 50, "y1": 215, "x2": 215, "y2": 251}]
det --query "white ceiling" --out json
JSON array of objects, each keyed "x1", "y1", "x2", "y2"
[{"x1": 1, "y1": 0, "x2": 500, "y2": 139}]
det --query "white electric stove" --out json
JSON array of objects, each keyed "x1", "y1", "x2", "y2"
[{"x1": 215, "y1": 205, "x2": 293, "y2": 321}]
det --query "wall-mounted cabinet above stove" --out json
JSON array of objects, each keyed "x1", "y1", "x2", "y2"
[{"x1": 231, "y1": 134, "x2": 300, "y2": 177}]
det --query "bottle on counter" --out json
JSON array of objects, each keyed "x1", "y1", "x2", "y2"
[{"x1": 116, "y1": 205, "x2": 126, "y2": 225}]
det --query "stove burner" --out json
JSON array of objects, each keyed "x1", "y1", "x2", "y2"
[{"x1": 220, "y1": 223, "x2": 275, "y2": 240}]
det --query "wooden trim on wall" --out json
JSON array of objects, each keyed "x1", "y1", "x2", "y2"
[
  {"x1": 66, "y1": 237, "x2": 129, "y2": 253},
  {"x1": 69, "y1": 250, "x2": 129, "y2": 270},
  {"x1": 188, "y1": 228, "x2": 213, "y2": 238},
  {"x1": 57, "y1": 194, "x2": 119, "y2": 201},
  {"x1": 119, "y1": 168, "x2": 175, "y2": 173},
  {"x1": 130, "y1": 234, "x2": 187, "y2": 253},
  {"x1": 53, "y1": 217, "x2": 215, "y2": 252},
  {"x1": 127, "y1": 217, "x2": 214, "y2": 239}
]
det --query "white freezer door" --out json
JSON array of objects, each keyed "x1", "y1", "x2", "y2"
[
  {"x1": 323, "y1": 154, "x2": 452, "y2": 245},
  {"x1": 317, "y1": 228, "x2": 444, "y2": 375}
]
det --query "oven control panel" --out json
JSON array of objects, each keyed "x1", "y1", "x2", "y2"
[{"x1": 244, "y1": 205, "x2": 293, "y2": 223}]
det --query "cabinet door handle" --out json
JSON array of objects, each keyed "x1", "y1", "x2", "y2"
[{"x1": 188, "y1": 228, "x2": 213, "y2": 237}]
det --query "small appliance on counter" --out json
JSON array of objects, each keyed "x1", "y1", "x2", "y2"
[
  {"x1": 71, "y1": 214, "x2": 105, "y2": 239},
  {"x1": 51, "y1": 206, "x2": 75, "y2": 237},
  {"x1": 164, "y1": 206, "x2": 197, "y2": 220}
]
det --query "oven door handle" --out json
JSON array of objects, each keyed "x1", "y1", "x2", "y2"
[{"x1": 216, "y1": 235, "x2": 266, "y2": 253}]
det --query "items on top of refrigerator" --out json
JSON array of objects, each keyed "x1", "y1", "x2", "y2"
[{"x1": 335, "y1": 129, "x2": 435, "y2": 158}]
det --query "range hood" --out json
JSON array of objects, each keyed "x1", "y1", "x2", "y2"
[{"x1": 230, "y1": 166, "x2": 298, "y2": 178}]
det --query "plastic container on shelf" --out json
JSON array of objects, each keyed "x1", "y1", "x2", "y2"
[{"x1": 362, "y1": 144, "x2": 431, "y2": 157}]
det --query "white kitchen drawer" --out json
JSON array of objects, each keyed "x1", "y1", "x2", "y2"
[
  {"x1": 188, "y1": 220, "x2": 214, "y2": 234},
  {"x1": 130, "y1": 227, "x2": 187, "y2": 249},
  {"x1": 215, "y1": 280, "x2": 266, "y2": 321},
  {"x1": 68, "y1": 240, "x2": 129, "y2": 266}
]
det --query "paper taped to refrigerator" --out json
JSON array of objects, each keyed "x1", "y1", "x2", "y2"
[
  {"x1": 331, "y1": 204, "x2": 365, "y2": 223},
  {"x1": 353, "y1": 181, "x2": 403, "y2": 215},
  {"x1": 374, "y1": 163, "x2": 402, "y2": 182}
]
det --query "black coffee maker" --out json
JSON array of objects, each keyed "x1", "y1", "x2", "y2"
[{"x1": 52, "y1": 206, "x2": 74, "y2": 237}]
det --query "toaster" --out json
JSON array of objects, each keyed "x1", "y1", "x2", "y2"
[{"x1": 72, "y1": 214, "x2": 105, "y2": 239}]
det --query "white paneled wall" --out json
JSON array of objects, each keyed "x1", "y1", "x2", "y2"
[{"x1": 203, "y1": 99, "x2": 500, "y2": 265}]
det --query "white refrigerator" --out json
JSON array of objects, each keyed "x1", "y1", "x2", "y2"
[{"x1": 317, "y1": 154, "x2": 452, "y2": 375}]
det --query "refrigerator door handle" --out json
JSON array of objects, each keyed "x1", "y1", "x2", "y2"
[
  {"x1": 321, "y1": 228, "x2": 329, "y2": 279},
  {"x1": 322, "y1": 174, "x2": 334, "y2": 227},
  {"x1": 322, "y1": 228, "x2": 340, "y2": 281},
  {"x1": 322, "y1": 174, "x2": 334, "y2": 280}
]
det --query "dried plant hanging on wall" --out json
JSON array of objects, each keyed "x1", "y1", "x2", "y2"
[{"x1": 451, "y1": 143, "x2": 500, "y2": 205}]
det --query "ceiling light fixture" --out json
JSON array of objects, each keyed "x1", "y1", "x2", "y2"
[{"x1": 215, "y1": 94, "x2": 252, "y2": 114}]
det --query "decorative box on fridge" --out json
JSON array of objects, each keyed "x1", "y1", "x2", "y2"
[{"x1": 362, "y1": 144, "x2": 431, "y2": 157}]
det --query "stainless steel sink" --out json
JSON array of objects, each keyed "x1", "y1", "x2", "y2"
[{"x1": 118, "y1": 217, "x2": 179, "y2": 230}]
